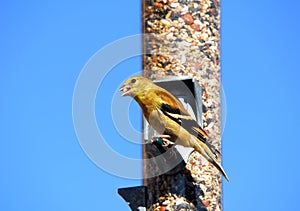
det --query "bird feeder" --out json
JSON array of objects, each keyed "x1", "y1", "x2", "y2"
[{"x1": 119, "y1": 0, "x2": 223, "y2": 209}]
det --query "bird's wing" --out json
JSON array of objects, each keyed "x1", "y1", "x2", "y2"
[
  {"x1": 155, "y1": 89, "x2": 207, "y2": 141},
  {"x1": 156, "y1": 89, "x2": 220, "y2": 157}
]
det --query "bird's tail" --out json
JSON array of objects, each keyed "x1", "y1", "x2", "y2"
[{"x1": 193, "y1": 141, "x2": 230, "y2": 182}]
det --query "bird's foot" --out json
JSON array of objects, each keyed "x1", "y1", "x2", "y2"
[
  {"x1": 150, "y1": 135, "x2": 174, "y2": 153},
  {"x1": 151, "y1": 135, "x2": 172, "y2": 147}
]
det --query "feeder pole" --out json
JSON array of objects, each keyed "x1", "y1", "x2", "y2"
[{"x1": 142, "y1": 0, "x2": 224, "y2": 210}]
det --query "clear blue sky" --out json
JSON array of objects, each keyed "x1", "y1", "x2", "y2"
[{"x1": 1, "y1": 1, "x2": 300, "y2": 210}]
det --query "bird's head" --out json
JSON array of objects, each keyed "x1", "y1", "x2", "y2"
[{"x1": 119, "y1": 76, "x2": 152, "y2": 97}]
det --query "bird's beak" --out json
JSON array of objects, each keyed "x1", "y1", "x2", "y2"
[{"x1": 119, "y1": 85, "x2": 132, "y2": 96}]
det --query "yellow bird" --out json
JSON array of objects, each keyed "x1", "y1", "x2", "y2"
[{"x1": 119, "y1": 76, "x2": 229, "y2": 182}]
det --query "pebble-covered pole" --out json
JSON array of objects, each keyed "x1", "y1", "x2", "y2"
[{"x1": 142, "y1": 0, "x2": 223, "y2": 210}]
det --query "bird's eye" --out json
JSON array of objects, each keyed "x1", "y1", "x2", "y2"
[{"x1": 131, "y1": 79, "x2": 136, "y2": 84}]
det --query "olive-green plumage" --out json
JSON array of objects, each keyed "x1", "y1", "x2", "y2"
[{"x1": 120, "y1": 76, "x2": 229, "y2": 182}]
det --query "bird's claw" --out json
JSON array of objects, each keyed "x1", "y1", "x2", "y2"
[{"x1": 151, "y1": 135, "x2": 171, "y2": 147}]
